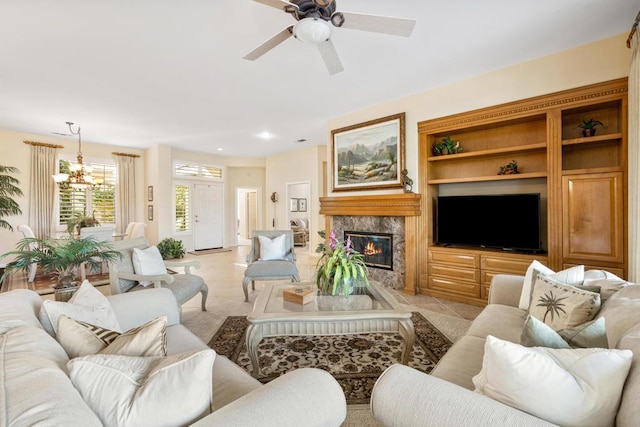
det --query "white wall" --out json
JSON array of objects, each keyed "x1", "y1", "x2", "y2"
[
  {"x1": 0, "y1": 129, "x2": 145, "y2": 255},
  {"x1": 326, "y1": 32, "x2": 632, "y2": 196},
  {"x1": 265, "y1": 145, "x2": 325, "y2": 252}
]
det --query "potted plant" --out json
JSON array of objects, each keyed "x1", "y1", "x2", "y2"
[
  {"x1": 157, "y1": 237, "x2": 186, "y2": 260},
  {"x1": 0, "y1": 236, "x2": 120, "y2": 300},
  {"x1": 66, "y1": 210, "x2": 100, "y2": 235},
  {"x1": 577, "y1": 118, "x2": 604, "y2": 137},
  {"x1": 0, "y1": 165, "x2": 23, "y2": 232},
  {"x1": 432, "y1": 136, "x2": 463, "y2": 156},
  {"x1": 315, "y1": 230, "x2": 369, "y2": 297}
]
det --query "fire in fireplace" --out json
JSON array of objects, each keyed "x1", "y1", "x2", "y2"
[{"x1": 344, "y1": 231, "x2": 393, "y2": 271}]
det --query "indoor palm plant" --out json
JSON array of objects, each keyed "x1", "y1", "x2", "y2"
[
  {"x1": 0, "y1": 236, "x2": 121, "y2": 291},
  {"x1": 0, "y1": 165, "x2": 23, "y2": 232},
  {"x1": 315, "y1": 230, "x2": 369, "y2": 297}
]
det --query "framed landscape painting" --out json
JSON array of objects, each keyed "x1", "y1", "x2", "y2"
[{"x1": 331, "y1": 112, "x2": 405, "y2": 192}]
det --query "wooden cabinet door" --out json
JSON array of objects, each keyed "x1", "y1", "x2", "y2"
[{"x1": 562, "y1": 172, "x2": 624, "y2": 263}]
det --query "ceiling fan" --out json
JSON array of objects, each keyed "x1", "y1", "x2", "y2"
[{"x1": 243, "y1": 0, "x2": 416, "y2": 75}]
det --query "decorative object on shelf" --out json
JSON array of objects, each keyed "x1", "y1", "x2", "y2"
[
  {"x1": 498, "y1": 160, "x2": 520, "y2": 175},
  {"x1": 331, "y1": 112, "x2": 406, "y2": 192},
  {"x1": 0, "y1": 165, "x2": 23, "y2": 232},
  {"x1": 577, "y1": 118, "x2": 604, "y2": 137},
  {"x1": 66, "y1": 210, "x2": 100, "y2": 235},
  {"x1": 52, "y1": 122, "x2": 97, "y2": 189},
  {"x1": 432, "y1": 136, "x2": 462, "y2": 156},
  {"x1": 315, "y1": 230, "x2": 369, "y2": 297},
  {"x1": 0, "y1": 236, "x2": 120, "y2": 300},
  {"x1": 157, "y1": 237, "x2": 185, "y2": 260},
  {"x1": 400, "y1": 168, "x2": 414, "y2": 193}
]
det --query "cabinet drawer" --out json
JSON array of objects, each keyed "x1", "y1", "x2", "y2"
[
  {"x1": 430, "y1": 264, "x2": 479, "y2": 282},
  {"x1": 481, "y1": 255, "x2": 538, "y2": 275},
  {"x1": 481, "y1": 282, "x2": 491, "y2": 300},
  {"x1": 428, "y1": 276, "x2": 480, "y2": 298},
  {"x1": 428, "y1": 250, "x2": 479, "y2": 268}
]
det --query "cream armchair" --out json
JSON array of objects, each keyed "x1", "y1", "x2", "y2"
[
  {"x1": 243, "y1": 230, "x2": 300, "y2": 302},
  {"x1": 108, "y1": 237, "x2": 208, "y2": 312}
]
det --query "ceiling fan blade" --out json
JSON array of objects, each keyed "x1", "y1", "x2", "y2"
[
  {"x1": 243, "y1": 26, "x2": 294, "y2": 61},
  {"x1": 338, "y1": 12, "x2": 416, "y2": 37},
  {"x1": 317, "y1": 39, "x2": 344, "y2": 75},
  {"x1": 252, "y1": 0, "x2": 298, "y2": 12}
]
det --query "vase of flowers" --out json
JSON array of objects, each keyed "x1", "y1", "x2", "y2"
[{"x1": 315, "y1": 230, "x2": 369, "y2": 297}]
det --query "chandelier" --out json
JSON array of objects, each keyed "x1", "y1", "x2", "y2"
[{"x1": 52, "y1": 122, "x2": 96, "y2": 189}]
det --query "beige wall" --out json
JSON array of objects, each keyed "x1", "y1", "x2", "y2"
[
  {"x1": 0, "y1": 129, "x2": 145, "y2": 255},
  {"x1": 146, "y1": 147, "x2": 265, "y2": 250},
  {"x1": 266, "y1": 144, "x2": 325, "y2": 253},
  {"x1": 327, "y1": 32, "x2": 632, "y2": 196}
]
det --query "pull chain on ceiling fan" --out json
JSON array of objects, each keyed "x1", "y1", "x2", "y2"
[{"x1": 243, "y1": 0, "x2": 416, "y2": 75}]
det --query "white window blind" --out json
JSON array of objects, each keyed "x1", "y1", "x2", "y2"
[
  {"x1": 175, "y1": 184, "x2": 190, "y2": 232},
  {"x1": 174, "y1": 162, "x2": 223, "y2": 180},
  {"x1": 58, "y1": 159, "x2": 116, "y2": 226}
]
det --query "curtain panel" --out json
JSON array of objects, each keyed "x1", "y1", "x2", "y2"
[
  {"x1": 28, "y1": 145, "x2": 57, "y2": 240},
  {"x1": 629, "y1": 30, "x2": 639, "y2": 282},
  {"x1": 114, "y1": 154, "x2": 136, "y2": 234}
]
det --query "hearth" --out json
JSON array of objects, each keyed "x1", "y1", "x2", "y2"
[{"x1": 344, "y1": 231, "x2": 393, "y2": 271}]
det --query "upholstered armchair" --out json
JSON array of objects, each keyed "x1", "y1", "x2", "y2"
[
  {"x1": 108, "y1": 237, "x2": 208, "y2": 312},
  {"x1": 290, "y1": 218, "x2": 309, "y2": 246},
  {"x1": 243, "y1": 230, "x2": 300, "y2": 302}
]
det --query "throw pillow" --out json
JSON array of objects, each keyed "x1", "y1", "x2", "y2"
[
  {"x1": 56, "y1": 315, "x2": 168, "y2": 359},
  {"x1": 39, "y1": 280, "x2": 122, "y2": 335},
  {"x1": 518, "y1": 262, "x2": 584, "y2": 310},
  {"x1": 518, "y1": 260, "x2": 554, "y2": 309},
  {"x1": 473, "y1": 335, "x2": 632, "y2": 427},
  {"x1": 529, "y1": 275, "x2": 600, "y2": 331},
  {"x1": 258, "y1": 234, "x2": 287, "y2": 260},
  {"x1": 132, "y1": 245, "x2": 167, "y2": 287},
  {"x1": 521, "y1": 314, "x2": 608, "y2": 349},
  {"x1": 68, "y1": 349, "x2": 216, "y2": 427},
  {"x1": 583, "y1": 269, "x2": 630, "y2": 301}
]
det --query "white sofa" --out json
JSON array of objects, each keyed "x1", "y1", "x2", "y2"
[
  {"x1": 371, "y1": 274, "x2": 640, "y2": 426},
  {"x1": 0, "y1": 288, "x2": 347, "y2": 426}
]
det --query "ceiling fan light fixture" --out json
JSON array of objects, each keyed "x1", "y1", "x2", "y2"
[{"x1": 293, "y1": 17, "x2": 330, "y2": 44}]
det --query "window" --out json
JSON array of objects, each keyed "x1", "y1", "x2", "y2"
[
  {"x1": 174, "y1": 161, "x2": 223, "y2": 180},
  {"x1": 175, "y1": 184, "x2": 190, "y2": 233},
  {"x1": 58, "y1": 159, "x2": 116, "y2": 227}
]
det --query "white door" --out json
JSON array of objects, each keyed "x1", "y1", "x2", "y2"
[
  {"x1": 246, "y1": 191, "x2": 257, "y2": 238},
  {"x1": 193, "y1": 183, "x2": 224, "y2": 250}
]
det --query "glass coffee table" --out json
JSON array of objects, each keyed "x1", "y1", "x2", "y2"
[{"x1": 246, "y1": 281, "x2": 415, "y2": 377}]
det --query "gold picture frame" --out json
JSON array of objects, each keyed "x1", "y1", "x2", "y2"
[{"x1": 331, "y1": 112, "x2": 406, "y2": 192}]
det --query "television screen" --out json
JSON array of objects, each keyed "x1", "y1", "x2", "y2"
[{"x1": 436, "y1": 193, "x2": 542, "y2": 252}]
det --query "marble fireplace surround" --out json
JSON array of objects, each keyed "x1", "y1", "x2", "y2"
[{"x1": 319, "y1": 194, "x2": 421, "y2": 294}]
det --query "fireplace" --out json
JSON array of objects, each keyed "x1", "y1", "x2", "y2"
[{"x1": 344, "y1": 231, "x2": 393, "y2": 271}]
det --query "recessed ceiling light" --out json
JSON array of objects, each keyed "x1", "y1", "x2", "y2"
[
  {"x1": 295, "y1": 138, "x2": 307, "y2": 143},
  {"x1": 257, "y1": 131, "x2": 275, "y2": 140},
  {"x1": 217, "y1": 148, "x2": 223, "y2": 151}
]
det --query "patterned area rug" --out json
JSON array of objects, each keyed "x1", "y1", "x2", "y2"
[{"x1": 207, "y1": 312, "x2": 452, "y2": 404}]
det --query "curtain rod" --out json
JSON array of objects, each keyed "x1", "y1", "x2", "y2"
[
  {"x1": 627, "y1": 10, "x2": 640, "y2": 48},
  {"x1": 23, "y1": 140, "x2": 64, "y2": 149},
  {"x1": 112, "y1": 151, "x2": 141, "y2": 158}
]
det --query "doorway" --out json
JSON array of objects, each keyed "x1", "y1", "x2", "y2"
[
  {"x1": 237, "y1": 187, "x2": 261, "y2": 246},
  {"x1": 193, "y1": 183, "x2": 224, "y2": 250},
  {"x1": 287, "y1": 181, "x2": 311, "y2": 250}
]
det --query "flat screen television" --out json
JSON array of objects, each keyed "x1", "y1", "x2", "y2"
[{"x1": 436, "y1": 193, "x2": 542, "y2": 253}]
